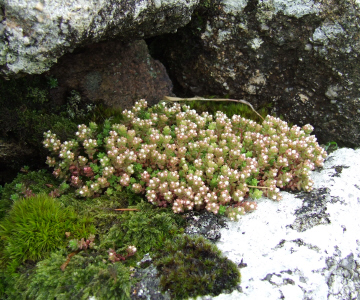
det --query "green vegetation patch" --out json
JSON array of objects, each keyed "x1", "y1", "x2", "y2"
[
  {"x1": 154, "y1": 234, "x2": 240, "y2": 299},
  {"x1": 13, "y1": 250, "x2": 132, "y2": 300},
  {"x1": 43, "y1": 99, "x2": 327, "y2": 220},
  {"x1": 0, "y1": 193, "x2": 95, "y2": 272},
  {"x1": 0, "y1": 169, "x2": 61, "y2": 219},
  {"x1": 184, "y1": 99, "x2": 270, "y2": 123},
  {"x1": 100, "y1": 202, "x2": 185, "y2": 258},
  {"x1": 57, "y1": 191, "x2": 136, "y2": 237}
]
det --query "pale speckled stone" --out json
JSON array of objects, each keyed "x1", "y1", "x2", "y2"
[
  {"x1": 210, "y1": 148, "x2": 360, "y2": 300},
  {"x1": 0, "y1": 0, "x2": 199, "y2": 77},
  {"x1": 222, "y1": 0, "x2": 248, "y2": 14}
]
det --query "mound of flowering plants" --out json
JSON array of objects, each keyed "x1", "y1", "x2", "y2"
[{"x1": 43, "y1": 99, "x2": 327, "y2": 220}]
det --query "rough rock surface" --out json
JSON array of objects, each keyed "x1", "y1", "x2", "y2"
[
  {"x1": 0, "y1": 0, "x2": 199, "y2": 77},
  {"x1": 128, "y1": 212, "x2": 228, "y2": 299},
  {"x1": 47, "y1": 39, "x2": 173, "y2": 109},
  {"x1": 130, "y1": 254, "x2": 171, "y2": 300},
  {"x1": 152, "y1": 0, "x2": 360, "y2": 146},
  {"x1": 126, "y1": 148, "x2": 360, "y2": 300},
  {"x1": 183, "y1": 210, "x2": 228, "y2": 241},
  {"x1": 0, "y1": 139, "x2": 35, "y2": 183},
  {"x1": 211, "y1": 148, "x2": 360, "y2": 300}
]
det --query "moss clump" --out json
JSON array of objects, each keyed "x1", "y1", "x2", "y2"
[
  {"x1": 0, "y1": 193, "x2": 95, "y2": 272},
  {"x1": 0, "y1": 169, "x2": 61, "y2": 220},
  {"x1": 183, "y1": 99, "x2": 271, "y2": 123},
  {"x1": 100, "y1": 202, "x2": 185, "y2": 258},
  {"x1": 57, "y1": 191, "x2": 140, "y2": 237},
  {"x1": 9, "y1": 249, "x2": 132, "y2": 300},
  {"x1": 89, "y1": 103, "x2": 125, "y2": 125},
  {"x1": 0, "y1": 201, "x2": 186, "y2": 299},
  {"x1": 154, "y1": 234, "x2": 240, "y2": 299}
]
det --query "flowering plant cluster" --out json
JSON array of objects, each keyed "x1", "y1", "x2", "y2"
[
  {"x1": 108, "y1": 245, "x2": 137, "y2": 263},
  {"x1": 43, "y1": 99, "x2": 327, "y2": 220},
  {"x1": 68, "y1": 233, "x2": 96, "y2": 251}
]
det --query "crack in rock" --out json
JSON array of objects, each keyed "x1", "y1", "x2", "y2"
[{"x1": 288, "y1": 188, "x2": 343, "y2": 232}]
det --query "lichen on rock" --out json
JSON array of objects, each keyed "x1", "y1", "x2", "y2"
[
  {"x1": 148, "y1": 0, "x2": 360, "y2": 146},
  {"x1": 0, "y1": 0, "x2": 199, "y2": 77}
]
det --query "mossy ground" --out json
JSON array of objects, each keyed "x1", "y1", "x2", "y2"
[
  {"x1": 0, "y1": 193, "x2": 95, "y2": 273},
  {"x1": 0, "y1": 169, "x2": 59, "y2": 219},
  {"x1": 0, "y1": 167, "x2": 239, "y2": 299},
  {"x1": 154, "y1": 234, "x2": 241, "y2": 299},
  {"x1": 5, "y1": 249, "x2": 133, "y2": 300},
  {"x1": 0, "y1": 79, "x2": 245, "y2": 299}
]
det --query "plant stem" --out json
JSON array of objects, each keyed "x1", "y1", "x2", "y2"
[{"x1": 163, "y1": 96, "x2": 265, "y2": 121}]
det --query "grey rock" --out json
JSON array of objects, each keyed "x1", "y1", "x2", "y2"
[
  {"x1": 0, "y1": 0, "x2": 199, "y2": 77},
  {"x1": 340, "y1": 253, "x2": 355, "y2": 272},
  {"x1": 211, "y1": 148, "x2": 360, "y2": 300},
  {"x1": 153, "y1": 0, "x2": 360, "y2": 146},
  {"x1": 0, "y1": 139, "x2": 36, "y2": 184},
  {"x1": 288, "y1": 187, "x2": 342, "y2": 232},
  {"x1": 325, "y1": 252, "x2": 360, "y2": 300},
  {"x1": 46, "y1": 39, "x2": 173, "y2": 109},
  {"x1": 131, "y1": 254, "x2": 171, "y2": 300},
  {"x1": 184, "y1": 210, "x2": 228, "y2": 241}
]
